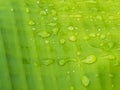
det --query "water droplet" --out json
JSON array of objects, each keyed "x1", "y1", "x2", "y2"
[
  {"x1": 96, "y1": 15, "x2": 102, "y2": 20},
  {"x1": 68, "y1": 26, "x2": 74, "y2": 30},
  {"x1": 83, "y1": 36, "x2": 89, "y2": 40},
  {"x1": 51, "y1": 10, "x2": 57, "y2": 16},
  {"x1": 40, "y1": 59, "x2": 54, "y2": 66},
  {"x1": 114, "y1": 61, "x2": 120, "y2": 66},
  {"x1": 38, "y1": 31, "x2": 50, "y2": 38},
  {"x1": 48, "y1": 22, "x2": 56, "y2": 26},
  {"x1": 69, "y1": 35, "x2": 77, "y2": 42},
  {"x1": 52, "y1": 28, "x2": 59, "y2": 35},
  {"x1": 67, "y1": 71, "x2": 70, "y2": 74},
  {"x1": 109, "y1": 74, "x2": 114, "y2": 78},
  {"x1": 70, "y1": 86, "x2": 74, "y2": 90},
  {"x1": 58, "y1": 59, "x2": 68, "y2": 66},
  {"x1": 81, "y1": 75, "x2": 90, "y2": 87},
  {"x1": 45, "y1": 40, "x2": 49, "y2": 44},
  {"x1": 89, "y1": 33, "x2": 96, "y2": 38},
  {"x1": 40, "y1": 10, "x2": 47, "y2": 15},
  {"x1": 32, "y1": 27, "x2": 36, "y2": 31},
  {"x1": 82, "y1": 55, "x2": 97, "y2": 64},
  {"x1": 53, "y1": 17, "x2": 58, "y2": 21},
  {"x1": 34, "y1": 61, "x2": 40, "y2": 67},
  {"x1": 95, "y1": 74, "x2": 99, "y2": 77},
  {"x1": 98, "y1": 28, "x2": 101, "y2": 31},
  {"x1": 60, "y1": 39, "x2": 65, "y2": 44},
  {"x1": 100, "y1": 43, "x2": 104, "y2": 46},
  {"x1": 100, "y1": 34, "x2": 106, "y2": 39},
  {"x1": 112, "y1": 84, "x2": 114, "y2": 88},
  {"x1": 28, "y1": 20, "x2": 35, "y2": 25},
  {"x1": 26, "y1": 8, "x2": 30, "y2": 13},
  {"x1": 77, "y1": 51, "x2": 81, "y2": 56},
  {"x1": 72, "y1": 70, "x2": 75, "y2": 72},
  {"x1": 96, "y1": 33, "x2": 100, "y2": 36},
  {"x1": 10, "y1": 8, "x2": 14, "y2": 12},
  {"x1": 36, "y1": 1, "x2": 40, "y2": 4},
  {"x1": 106, "y1": 55, "x2": 116, "y2": 60},
  {"x1": 107, "y1": 42, "x2": 114, "y2": 49}
]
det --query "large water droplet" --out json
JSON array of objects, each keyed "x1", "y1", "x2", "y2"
[
  {"x1": 81, "y1": 75, "x2": 90, "y2": 87},
  {"x1": 38, "y1": 31, "x2": 50, "y2": 38},
  {"x1": 69, "y1": 35, "x2": 77, "y2": 42},
  {"x1": 82, "y1": 55, "x2": 97, "y2": 64}
]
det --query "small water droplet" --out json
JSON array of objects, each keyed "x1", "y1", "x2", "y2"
[
  {"x1": 52, "y1": 28, "x2": 59, "y2": 35},
  {"x1": 38, "y1": 31, "x2": 50, "y2": 38},
  {"x1": 51, "y1": 10, "x2": 57, "y2": 16},
  {"x1": 53, "y1": 17, "x2": 58, "y2": 21},
  {"x1": 98, "y1": 28, "x2": 101, "y2": 31},
  {"x1": 45, "y1": 40, "x2": 49, "y2": 44},
  {"x1": 109, "y1": 74, "x2": 114, "y2": 78},
  {"x1": 69, "y1": 35, "x2": 77, "y2": 42},
  {"x1": 100, "y1": 34, "x2": 106, "y2": 39},
  {"x1": 104, "y1": 55, "x2": 116, "y2": 60},
  {"x1": 10, "y1": 8, "x2": 14, "y2": 12},
  {"x1": 107, "y1": 42, "x2": 114, "y2": 49},
  {"x1": 67, "y1": 71, "x2": 70, "y2": 74},
  {"x1": 72, "y1": 70, "x2": 75, "y2": 73},
  {"x1": 81, "y1": 75, "x2": 90, "y2": 87},
  {"x1": 34, "y1": 61, "x2": 40, "y2": 67},
  {"x1": 40, "y1": 10, "x2": 47, "y2": 15},
  {"x1": 70, "y1": 86, "x2": 74, "y2": 90},
  {"x1": 82, "y1": 55, "x2": 97, "y2": 64},
  {"x1": 58, "y1": 59, "x2": 68, "y2": 66},
  {"x1": 32, "y1": 27, "x2": 36, "y2": 31},
  {"x1": 89, "y1": 33, "x2": 96, "y2": 38},
  {"x1": 95, "y1": 74, "x2": 99, "y2": 77},
  {"x1": 68, "y1": 26, "x2": 74, "y2": 30},
  {"x1": 60, "y1": 39, "x2": 65, "y2": 44},
  {"x1": 77, "y1": 51, "x2": 81, "y2": 56},
  {"x1": 28, "y1": 20, "x2": 35, "y2": 25},
  {"x1": 41, "y1": 59, "x2": 54, "y2": 66},
  {"x1": 48, "y1": 22, "x2": 56, "y2": 26},
  {"x1": 96, "y1": 15, "x2": 102, "y2": 20},
  {"x1": 26, "y1": 8, "x2": 30, "y2": 13},
  {"x1": 96, "y1": 33, "x2": 100, "y2": 36},
  {"x1": 112, "y1": 84, "x2": 114, "y2": 88},
  {"x1": 114, "y1": 61, "x2": 120, "y2": 66},
  {"x1": 36, "y1": 0, "x2": 40, "y2": 4},
  {"x1": 83, "y1": 36, "x2": 89, "y2": 40}
]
